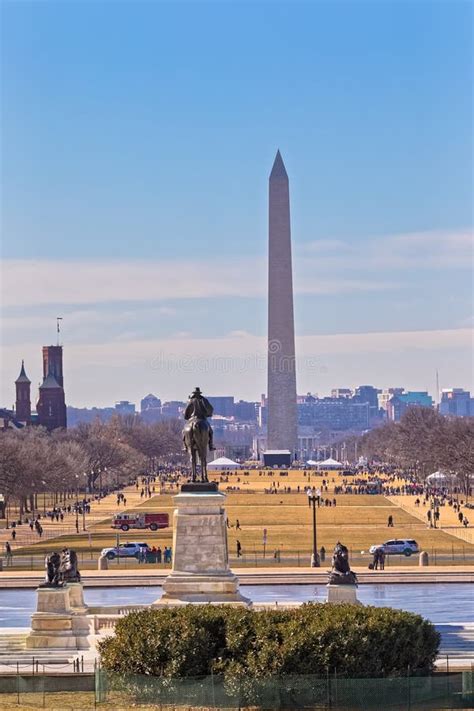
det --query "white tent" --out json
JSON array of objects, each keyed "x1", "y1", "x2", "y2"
[
  {"x1": 208, "y1": 457, "x2": 241, "y2": 470},
  {"x1": 306, "y1": 460, "x2": 318, "y2": 466},
  {"x1": 426, "y1": 470, "x2": 457, "y2": 484},
  {"x1": 317, "y1": 457, "x2": 344, "y2": 469}
]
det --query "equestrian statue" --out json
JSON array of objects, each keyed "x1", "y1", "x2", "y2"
[{"x1": 183, "y1": 387, "x2": 215, "y2": 483}]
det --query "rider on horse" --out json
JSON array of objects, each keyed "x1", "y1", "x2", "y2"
[{"x1": 183, "y1": 387, "x2": 216, "y2": 451}]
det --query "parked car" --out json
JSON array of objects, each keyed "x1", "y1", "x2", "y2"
[
  {"x1": 369, "y1": 539, "x2": 419, "y2": 557},
  {"x1": 101, "y1": 542, "x2": 150, "y2": 560}
]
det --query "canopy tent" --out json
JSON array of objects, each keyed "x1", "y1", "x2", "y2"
[
  {"x1": 306, "y1": 460, "x2": 318, "y2": 466},
  {"x1": 317, "y1": 457, "x2": 344, "y2": 469},
  {"x1": 426, "y1": 470, "x2": 458, "y2": 484},
  {"x1": 208, "y1": 457, "x2": 241, "y2": 470}
]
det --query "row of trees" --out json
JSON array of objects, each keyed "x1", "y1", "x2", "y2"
[
  {"x1": 0, "y1": 417, "x2": 184, "y2": 518},
  {"x1": 356, "y1": 407, "x2": 474, "y2": 495}
]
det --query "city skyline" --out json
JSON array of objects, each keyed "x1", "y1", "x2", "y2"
[{"x1": 1, "y1": 1, "x2": 472, "y2": 406}]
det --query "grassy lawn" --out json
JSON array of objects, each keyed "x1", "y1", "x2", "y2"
[
  {"x1": 11, "y1": 470, "x2": 473, "y2": 566},
  {"x1": 0, "y1": 691, "x2": 167, "y2": 710}
]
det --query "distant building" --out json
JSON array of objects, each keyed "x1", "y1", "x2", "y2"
[
  {"x1": 439, "y1": 389, "x2": 471, "y2": 417},
  {"x1": 140, "y1": 393, "x2": 162, "y2": 412},
  {"x1": 115, "y1": 400, "x2": 136, "y2": 416},
  {"x1": 331, "y1": 388, "x2": 353, "y2": 399},
  {"x1": 298, "y1": 398, "x2": 369, "y2": 431},
  {"x1": 298, "y1": 393, "x2": 317, "y2": 404},
  {"x1": 233, "y1": 400, "x2": 258, "y2": 422},
  {"x1": 67, "y1": 406, "x2": 115, "y2": 427},
  {"x1": 207, "y1": 396, "x2": 235, "y2": 417},
  {"x1": 387, "y1": 391, "x2": 433, "y2": 422},
  {"x1": 353, "y1": 385, "x2": 380, "y2": 410},
  {"x1": 0, "y1": 408, "x2": 25, "y2": 431},
  {"x1": 378, "y1": 388, "x2": 404, "y2": 412},
  {"x1": 160, "y1": 401, "x2": 185, "y2": 419}
]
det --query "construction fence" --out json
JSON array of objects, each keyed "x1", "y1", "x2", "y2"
[{"x1": 95, "y1": 669, "x2": 474, "y2": 710}]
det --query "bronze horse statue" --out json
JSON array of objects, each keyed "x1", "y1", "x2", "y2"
[{"x1": 182, "y1": 387, "x2": 215, "y2": 483}]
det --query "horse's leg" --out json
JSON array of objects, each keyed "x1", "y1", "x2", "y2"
[
  {"x1": 201, "y1": 431, "x2": 209, "y2": 482},
  {"x1": 191, "y1": 448, "x2": 196, "y2": 482}
]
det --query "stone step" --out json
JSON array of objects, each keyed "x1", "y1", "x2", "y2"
[{"x1": 0, "y1": 642, "x2": 26, "y2": 651}]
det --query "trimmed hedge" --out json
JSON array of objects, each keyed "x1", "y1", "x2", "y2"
[{"x1": 99, "y1": 603, "x2": 439, "y2": 681}]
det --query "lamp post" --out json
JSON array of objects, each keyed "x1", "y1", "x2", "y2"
[
  {"x1": 308, "y1": 489, "x2": 321, "y2": 567},
  {"x1": 74, "y1": 475, "x2": 79, "y2": 534},
  {"x1": 81, "y1": 473, "x2": 87, "y2": 531}
]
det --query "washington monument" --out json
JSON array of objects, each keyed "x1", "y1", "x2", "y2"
[{"x1": 267, "y1": 150, "x2": 298, "y2": 454}]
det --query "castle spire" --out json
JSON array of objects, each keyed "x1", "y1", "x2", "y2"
[{"x1": 15, "y1": 360, "x2": 31, "y2": 384}]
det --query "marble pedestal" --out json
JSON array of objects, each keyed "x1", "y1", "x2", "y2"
[
  {"x1": 326, "y1": 584, "x2": 361, "y2": 605},
  {"x1": 155, "y1": 489, "x2": 250, "y2": 606},
  {"x1": 26, "y1": 583, "x2": 91, "y2": 650}
]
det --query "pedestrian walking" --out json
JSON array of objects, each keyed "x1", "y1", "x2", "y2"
[
  {"x1": 5, "y1": 542, "x2": 12, "y2": 566},
  {"x1": 236, "y1": 540, "x2": 242, "y2": 558},
  {"x1": 11, "y1": 529, "x2": 16, "y2": 541},
  {"x1": 236, "y1": 519, "x2": 241, "y2": 530},
  {"x1": 387, "y1": 515, "x2": 393, "y2": 527}
]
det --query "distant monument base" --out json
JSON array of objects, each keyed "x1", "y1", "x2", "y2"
[
  {"x1": 26, "y1": 584, "x2": 91, "y2": 650},
  {"x1": 326, "y1": 584, "x2": 361, "y2": 605},
  {"x1": 154, "y1": 487, "x2": 250, "y2": 607}
]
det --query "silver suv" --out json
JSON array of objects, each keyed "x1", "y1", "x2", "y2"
[
  {"x1": 369, "y1": 539, "x2": 419, "y2": 557},
  {"x1": 101, "y1": 542, "x2": 150, "y2": 560}
]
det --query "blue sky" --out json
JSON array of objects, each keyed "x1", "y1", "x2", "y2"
[{"x1": 1, "y1": 0, "x2": 472, "y2": 406}]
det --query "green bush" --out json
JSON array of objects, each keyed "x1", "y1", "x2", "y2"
[{"x1": 99, "y1": 603, "x2": 439, "y2": 681}]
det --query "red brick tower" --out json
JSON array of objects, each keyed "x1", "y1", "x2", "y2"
[
  {"x1": 42, "y1": 345, "x2": 64, "y2": 388},
  {"x1": 37, "y1": 345, "x2": 67, "y2": 430},
  {"x1": 15, "y1": 360, "x2": 31, "y2": 424}
]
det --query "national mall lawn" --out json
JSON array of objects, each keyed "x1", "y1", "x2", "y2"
[{"x1": 13, "y1": 470, "x2": 474, "y2": 567}]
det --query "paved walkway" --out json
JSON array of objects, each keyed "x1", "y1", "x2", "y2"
[
  {"x1": 0, "y1": 484, "x2": 143, "y2": 554},
  {"x1": 0, "y1": 565, "x2": 473, "y2": 588},
  {"x1": 389, "y1": 495, "x2": 474, "y2": 544}
]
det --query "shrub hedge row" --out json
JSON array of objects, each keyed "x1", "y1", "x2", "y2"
[{"x1": 99, "y1": 603, "x2": 440, "y2": 681}]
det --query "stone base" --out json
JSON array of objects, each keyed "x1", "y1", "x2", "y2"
[
  {"x1": 35, "y1": 586, "x2": 71, "y2": 614},
  {"x1": 26, "y1": 584, "x2": 91, "y2": 650},
  {"x1": 68, "y1": 582, "x2": 88, "y2": 614},
  {"x1": 326, "y1": 584, "x2": 361, "y2": 605},
  {"x1": 156, "y1": 490, "x2": 250, "y2": 607},
  {"x1": 155, "y1": 572, "x2": 250, "y2": 606},
  {"x1": 26, "y1": 613, "x2": 78, "y2": 649}
]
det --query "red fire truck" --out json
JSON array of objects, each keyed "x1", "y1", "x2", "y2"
[{"x1": 111, "y1": 512, "x2": 169, "y2": 532}]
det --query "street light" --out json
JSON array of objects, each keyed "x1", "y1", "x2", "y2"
[
  {"x1": 307, "y1": 489, "x2": 321, "y2": 567},
  {"x1": 82, "y1": 473, "x2": 87, "y2": 531},
  {"x1": 74, "y1": 475, "x2": 80, "y2": 534}
]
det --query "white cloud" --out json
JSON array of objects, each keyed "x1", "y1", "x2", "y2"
[
  {"x1": 0, "y1": 257, "x2": 395, "y2": 309},
  {"x1": 2, "y1": 229, "x2": 470, "y2": 310},
  {"x1": 301, "y1": 229, "x2": 473, "y2": 269}
]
